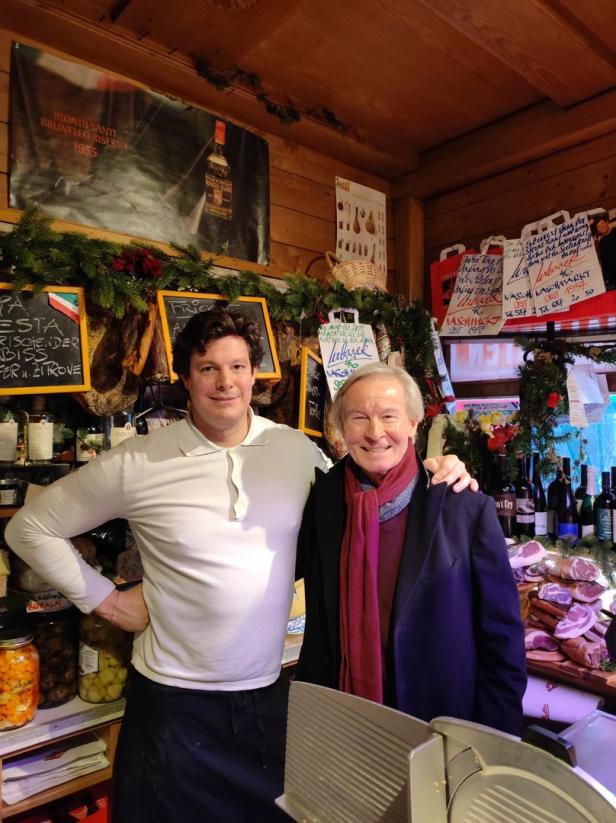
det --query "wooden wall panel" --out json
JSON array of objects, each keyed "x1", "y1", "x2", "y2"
[
  {"x1": 0, "y1": 26, "x2": 395, "y2": 285},
  {"x1": 424, "y1": 130, "x2": 616, "y2": 266}
]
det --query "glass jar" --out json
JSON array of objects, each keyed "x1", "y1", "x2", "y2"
[
  {"x1": 28, "y1": 397, "x2": 54, "y2": 463},
  {"x1": 0, "y1": 409, "x2": 19, "y2": 463},
  {"x1": 0, "y1": 475, "x2": 22, "y2": 508},
  {"x1": 0, "y1": 630, "x2": 39, "y2": 730},
  {"x1": 78, "y1": 614, "x2": 131, "y2": 703},
  {"x1": 30, "y1": 607, "x2": 78, "y2": 709}
]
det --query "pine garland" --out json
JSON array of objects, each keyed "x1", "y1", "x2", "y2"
[{"x1": 0, "y1": 210, "x2": 441, "y2": 405}]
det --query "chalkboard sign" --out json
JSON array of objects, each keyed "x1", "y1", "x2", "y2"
[
  {"x1": 298, "y1": 347, "x2": 326, "y2": 438},
  {"x1": 157, "y1": 290, "x2": 281, "y2": 381},
  {"x1": 0, "y1": 284, "x2": 90, "y2": 395}
]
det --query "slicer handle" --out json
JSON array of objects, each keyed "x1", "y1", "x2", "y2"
[{"x1": 522, "y1": 725, "x2": 577, "y2": 766}]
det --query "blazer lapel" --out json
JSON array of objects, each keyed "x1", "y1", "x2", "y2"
[
  {"x1": 392, "y1": 466, "x2": 448, "y2": 623},
  {"x1": 314, "y1": 461, "x2": 347, "y2": 626}
]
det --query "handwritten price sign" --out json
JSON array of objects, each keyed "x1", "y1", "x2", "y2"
[
  {"x1": 440, "y1": 254, "x2": 505, "y2": 337},
  {"x1": 318, "y1": 321, "x2": 380, "y2": 398}
]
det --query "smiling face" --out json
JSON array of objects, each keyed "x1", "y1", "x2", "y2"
[
  {"x1": 181, "y1": 335, "x2": 256, "y2": 447},
  {"x1": 341, "y1": 375, "x2": 418, "y2": 484}
]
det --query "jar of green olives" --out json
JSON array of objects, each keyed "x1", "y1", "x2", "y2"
[{"x1": 78, "y1": 613, "x2": 132, "y2": 703}]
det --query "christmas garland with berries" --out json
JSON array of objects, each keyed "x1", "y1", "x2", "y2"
[{"x1": 0, "y1": 210, "x2": 440, "y2": 407}]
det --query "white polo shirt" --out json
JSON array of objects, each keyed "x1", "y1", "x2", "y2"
[{"x1": 6, "y1": 413, "x2": 328, "y2": 690}]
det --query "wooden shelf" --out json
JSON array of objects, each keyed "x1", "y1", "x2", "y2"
[
  {"x1": 0, "y1": 508, "x2": 18, "y2": 518},
  {"x1": 3, "y1": 764, "x2": 113, "y2": 818},
  {"x1": 0, "y1": 697, "x2": 124, "y2": 817}
]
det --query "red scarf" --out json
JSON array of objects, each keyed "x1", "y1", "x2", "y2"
[{"x1": 339, "y1": 442, "x2": 418, "y2": 703}]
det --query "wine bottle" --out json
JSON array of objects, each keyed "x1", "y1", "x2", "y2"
[
  {"x1": 532, "y1": 452, "x2": 548, "y2": 537},
  {"x1": 611, "y1": 466, "x2": 616, "y2": 494},
  {"x1": 556, "y1": 457, "x2": 578, "y2": 542},
  {"x1": 574, "y1": 464, "x2": 587, "y2": 515},
  {"x1": 546, "y1": 461, "x2": 563, "y2": 540},
  {"x1": 489, "y1": 453, "x2": 516, "y2": 539},
  {"x1": 594, "y1": 471, "x2": 615, "y2": 543},
  {"x1": 579, "y1": 466, "x2": 596, "y2": 539},
  {"x1": 515, "y1": 454, "x2": 535, "y2": 537},
  {"x1": 75, "y1": 414, "x2": 106, "y2": 464},
  {"x1": 28, "y1": 395, "x2": 54, "y2": 463}
]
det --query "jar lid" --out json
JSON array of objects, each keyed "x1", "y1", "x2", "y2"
[{"x1": 0, "y1": 628, "x2": 33, "y2": 647}]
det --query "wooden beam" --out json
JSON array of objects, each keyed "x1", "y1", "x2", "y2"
[
  {"x1": 417, "y1": 0, "x2": 616, "y2": 106},
  {"x1": 393, "y1": 196, "x2": 423, "y2": 302},
  {"x1": 392, "y1": 89, "x2": 616, "y2": 201},
  {"x1": 0, "y1": 1, "x2": 415, "y2": 177}
]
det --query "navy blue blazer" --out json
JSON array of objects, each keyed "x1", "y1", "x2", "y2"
[{"x1": 295, "y1": 458, "x2": 527, "y2": 736}]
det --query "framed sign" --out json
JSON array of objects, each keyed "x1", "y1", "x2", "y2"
[
  {"x1": 298, "y1": 347, "x2": 326, "y2": 438},
  {"x1": 156, "y1": 290, "x2": 281, "y2": 381},
  {"x1": 0, "y1": 284, "x2": 90, "y2": 395}
]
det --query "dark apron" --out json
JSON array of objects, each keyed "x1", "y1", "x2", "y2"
[{"x1": 112, "y1": 668, "x2": 290, "y2": 823}]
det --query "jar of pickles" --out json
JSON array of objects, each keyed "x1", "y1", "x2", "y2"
[
  {"x1": 30, "y1": 607, "x2": 78, "y2": 709},
  {"x1": 0, "y1": 630, "x2": 39, "y2": 730},
  {"x1": 78, "y1": 614, "x2": 131, "y2": 703}
]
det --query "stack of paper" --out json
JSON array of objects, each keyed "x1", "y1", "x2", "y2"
[{"x1": 3, "y1": 733, "x2": 108, "y2": 805}]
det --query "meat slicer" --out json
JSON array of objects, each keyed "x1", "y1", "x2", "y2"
[{"x1": 276, "y1": 682, "x2": 616, "y2": 822}]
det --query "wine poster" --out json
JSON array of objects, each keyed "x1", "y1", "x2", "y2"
[
  {"x1": 335, "y1": 177, "x2": 387, "y2": 274},
  {"x1": 9, "y1": 42, "x2": 270, "y2": 264}
]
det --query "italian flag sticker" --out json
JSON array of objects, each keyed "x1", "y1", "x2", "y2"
[{"x1": 48, "y1": 292, "x2": 80, "y2": 323}]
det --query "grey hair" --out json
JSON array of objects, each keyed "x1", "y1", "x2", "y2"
[{"x1": 329, "y1": 363, "x2": 425, "y2": 435}]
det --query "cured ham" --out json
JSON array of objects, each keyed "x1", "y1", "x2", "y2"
[
  {"x1": 508, "y1": 540, "x2": 547, "y2": 569},
  {"x1": 538, "y1": 583, "x2": 573, "y2": 607},
  {"x1": 525, "y1": 628, "x2": 560, "y2": 651},
  {"x1": 541, "y1": 556, "x2": 599, "y2": 582},
  {"x1": 560, "y1": 637, "x2": 609, "y2": 669},
  {"x1": 554, "y1": 603, "x2": 597, "y2": 639}
]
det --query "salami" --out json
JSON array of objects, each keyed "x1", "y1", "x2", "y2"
[
  {"x1": 529, "y1": 595, "x2": 568, "y2": 619},
  {"x1": 561, "y1": 637, "x2": 609, "y2": 669},
  {"x1": 554, "y1": 603, "x2": 597, "y2": 639},
  {"x1": 538, "y1": 583, "x2": 573, "y2": 607}
]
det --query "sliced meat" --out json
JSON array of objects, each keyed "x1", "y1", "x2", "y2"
[
  {"x1": 538, "y1": 583, "x2": 573, "y2": 608},
  {"x1": 524, "y1": 563, "x2": 545, "y2": 583},
  {"x1": 508, "y1": 540, "x2": 547, "y2": 569},
  {"x1": 526, "y1": 649, "x2": 566, "y2": 663},
  {"x1": 525, "y1": 628, "x2": 560, "y2": 651},
  {"x1": 588, "y1": 599, "x2": 604, "y2": 611},
  {"x1": 542, "y1": 556, "x2": 599, "y2": 582},
  {"x1": 560, "y1": 637, "x2": 609, "y2": 669},
  {"x1": 584, "y1": 628, "x2": 606, "y2": 644},
  {"x1": 592, "y1": 621, "x2": 609, "y2": 637},
  {"x1": 554, "y1": 603, "x2": 597, "y2": 639},
  {"x1": 568, "y1": 580, "x2": 607, "y2": 602},
  {"x1": 512, "y1": 567, "x2": 526, "y2": 585}
]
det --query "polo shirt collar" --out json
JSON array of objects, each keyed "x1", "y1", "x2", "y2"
[{"x1": 178, "y1": 407, "x2": 272, "y2": 456}]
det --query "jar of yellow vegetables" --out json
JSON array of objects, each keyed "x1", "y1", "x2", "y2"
[{"x1": 0, "y1": 630, "x2": 39, "y2": 730}]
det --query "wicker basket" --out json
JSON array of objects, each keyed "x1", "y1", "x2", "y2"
[{"x1": 324, "y1": 251, "x2": 387, "y2": 292}]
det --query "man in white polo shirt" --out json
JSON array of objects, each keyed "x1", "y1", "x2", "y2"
[{"x1": 6, "y1": 306, "x2": 474, "y2": 822}]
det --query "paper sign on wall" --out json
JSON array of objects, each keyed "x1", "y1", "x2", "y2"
[
  {"x1": 524, "y1": 212, "x2": 605, "y2": 317},
  {"x1": 566, "y1": 363, "x2": 609, "y2": 428},
  {"x1": 502, "y1": 238, "x2": 535, "y2": 320},
  {"x1": 318, "y1": 309, "x2": 380, "y2": 398},
  {"x1": 440, "y1": 254, "x2": 505, "y2": 337}
]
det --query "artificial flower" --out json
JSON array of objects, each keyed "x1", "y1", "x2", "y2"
[{"x1": 546, "y1": 392, "x2": 562, "y2": 409}]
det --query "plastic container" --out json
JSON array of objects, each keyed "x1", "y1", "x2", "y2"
[
  {"x1": 78, "y1": 614, "x2": 131, "y2": 703},
  {"x1": 30, "y1": 607, "x2": 78, "y2": 708},
  {"x1": 0, "y1": 629, "x2": 39, "y2": 730}
]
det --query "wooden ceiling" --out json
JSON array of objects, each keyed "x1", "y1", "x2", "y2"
[{"x1": 1, "y1": 0, "x2": 616, "y2": 195}]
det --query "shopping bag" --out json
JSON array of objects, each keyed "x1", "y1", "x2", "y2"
[
  {"x1": 523, "y1": 210, "x2": 605, "y2": 318},
  {"x1": 430, "y1": 244, "x2": 473, "y2": 325},
  {"x1": 317, "y1": 308, "x2": 380, "y2": 399}
]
